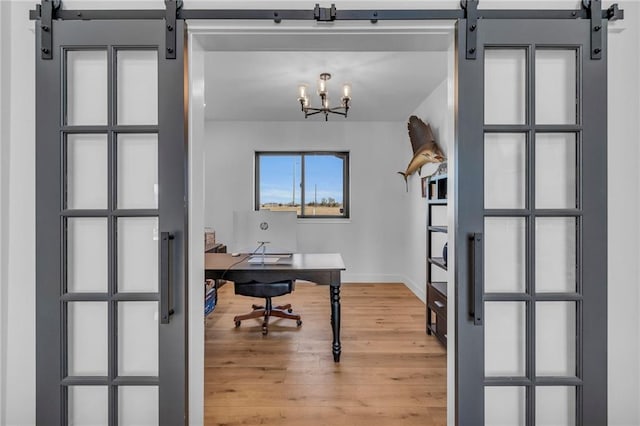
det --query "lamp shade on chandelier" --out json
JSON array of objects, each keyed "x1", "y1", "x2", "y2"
[{"x1": 297, "y1": 73, "x2": 351, "y2": 121}]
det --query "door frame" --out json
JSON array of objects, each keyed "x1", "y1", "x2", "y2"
[
  {"x1": 186, "y1": 20, "x2": 457, "y2": 424},
  {"x1": 30, "y1": 1, "x2": 622, "y2": 424}
]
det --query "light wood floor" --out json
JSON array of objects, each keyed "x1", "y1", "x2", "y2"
[{"x1": 204, "y1": 282, "x2": 447, "y2": 426}]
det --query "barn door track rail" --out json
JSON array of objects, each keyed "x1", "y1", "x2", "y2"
[{"x1": 31, "y1": 0, "x2": 623, "y2": 60}]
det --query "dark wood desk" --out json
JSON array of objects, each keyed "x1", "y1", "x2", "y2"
[{"x1": 205, "y1": 253, "x2": 346, "y2": 362}]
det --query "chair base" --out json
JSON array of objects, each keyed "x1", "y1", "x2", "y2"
[{"x1": 234, "y1": 299, "x2": 302, "y2": 335}]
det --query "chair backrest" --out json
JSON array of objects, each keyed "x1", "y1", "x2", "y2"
[{"x1": 232, "y1": 210, "x2": 297, "y2": 254}]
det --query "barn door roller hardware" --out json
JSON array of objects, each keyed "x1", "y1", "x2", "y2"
[
  {"x1": 462, "y1": 0, "x2": 623, "y2": 61},
  {"x1": 165, "y1": 0, "x2": 182, "y2": 59},
  {"x1": 30, "y1": 0, "x2": 625, "y2": 61},
  {"x1": 461, "y1": 0, "x2": 478, "y2": 60},
  {"x1": 35, "y1": 0, "x2": 60, "y2": 60},
  {"x1": 587, "y1": 0, "x2": 603, "y2": 59},
  {"x1": 314, "y1": 4, "x2": 336, "y2": 22},
  {"x1": 584, "y1": 0, "x2": 623, "y2": 60}
]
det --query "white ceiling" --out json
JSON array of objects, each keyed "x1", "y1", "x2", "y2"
[
  {"x1": 204, "y1": 50, "x2": 448, "y2": 121},
  {"x1": 197, "y1": 23, "x2": 451, "y2": 122}
]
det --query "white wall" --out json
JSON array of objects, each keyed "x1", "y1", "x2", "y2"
[
  {"x1": 1, "y1": 2, "x2": 36, "y2": 425},
  {"x1": 409, "y1": 78, "x2": 452, "y2": 295},
  {"x1": 1, "y1": 1, "x2": 639, "y2": 425},
  {"x1": 0, "y1": 2, "x2": 8, "y2": 423},
  {"x1": 412, "y1": 80, "x2": 451, "y2": 153},
  {"x1": 204, "y1": 120, "x2": 429, "y2": 291},
  {"x1": 607, "y1": 2, "x2": 640, "y2": 423},
  {"x1": 410, "y1": 72, "x2": 457, "y2": 426}
]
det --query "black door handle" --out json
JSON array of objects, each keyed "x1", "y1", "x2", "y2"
[
  {"x1": 470, "y1": 232, "x2": 483, "y2": 326},
  {"x1": 160, "y1": 232, "x2": 175, "y2": 324}
]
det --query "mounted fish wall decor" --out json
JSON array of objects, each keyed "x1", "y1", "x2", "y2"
[{"x1": 398, "y1": 115, "x2": 446, "y2": 191}]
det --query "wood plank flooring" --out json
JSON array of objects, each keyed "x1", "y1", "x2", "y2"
[{"x1": 204, "y1": 282, "x2": 447, "y2": 426}]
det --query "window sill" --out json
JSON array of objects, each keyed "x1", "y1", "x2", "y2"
[{"x1": 297, "y1": 218, "x2": 352, "y2": 224}]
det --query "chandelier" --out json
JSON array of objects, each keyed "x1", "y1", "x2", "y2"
[{"x1": 297, "y1": 73, "x2": 352, "y2": 121}]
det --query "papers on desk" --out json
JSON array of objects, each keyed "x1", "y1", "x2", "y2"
[
  {"x1": 247, "y1": 254, "x2": 293, "y2": 264},
  {"x1": 247, "y1": 256, "x2": 279, "y2": 264}
]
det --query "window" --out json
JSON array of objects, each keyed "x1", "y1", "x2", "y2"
[{"x1": 255, "y1": 152, "x2": 349, "y2": 218}]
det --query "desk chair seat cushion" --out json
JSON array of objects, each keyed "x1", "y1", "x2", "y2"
[{"x1": 234, "y1": 280, "x2": 295, "y2": 299}]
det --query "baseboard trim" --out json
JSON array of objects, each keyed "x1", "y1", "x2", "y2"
[
  {"x1": 341, "y1": 273, "x2": 426, "y2": 304},
  {"x1": 400, "y1": 274, "x2": 426, "y2": 303}
]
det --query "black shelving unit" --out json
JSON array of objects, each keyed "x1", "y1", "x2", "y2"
[
  {"x1": 428, "y1": 226, "x2": 448, "y2": 233},
  {"x1": 426, "y1": 174, "x2": 448, "y2": 347},
  {"x1": 428, "y1": 257, "x2": 448, "y2": 270}
]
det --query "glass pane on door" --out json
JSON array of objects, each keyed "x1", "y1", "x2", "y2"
[
  {"x1": 535, "y1": 217, "x2": 577, "y2": 293},
  {"x1": 484, "y1": 302, "x2": 526, "y2": 377},
  {"x1": 536, "y1": 302, "x2": 576, "y2": 377},
  {"x1": 535, "y1": 49, "x2": 577, "y2": 125},
  {"x1": 66, "y1": 218, "x2": 108, "y2": 293},
  {"x1": 68, "y1": 386, "x2": 108, "y2": 426},
  {"x1": 484, "y1": 133, "x2": 527, "y2": 209},
  {"x1": 67, "y1": 302, "x2": 108, "y2": 376},
  {"x1": 116, "y1": 50, "x2": 158, "y2": 125},
  {"x1": 535, "y1": 387, "x2": 576, "y2": 426},
  {"x1": 66, "y1": 134, "x2": 108, "y2": 210},
  {"x1": 485, "y1": 387, "x2": 526, "y2": 426},
  {"x1": 484, "y1": 49, "x2": 527, "y2": 125},
  {"x1": 535, "y1": 133, "x2": 577, "y2": 209},
  {"x1": 484, "y1": 218, "x2": 526, "y2": 293},
  {"x1": 118, "y1": 301, "x2": 159, "y2": 376},
  {"x1": 66, "y1": 50, "x2": 108, "y2": 126},
  {"x1": 119, "y1": 386, "x2": 159, "y2": 426},
  {"x1": 117, "y1": 217, "x2": 159, "y2": 293},
  {"x1": 117, "y1": 134, "x2": 159, "y2": 210}
]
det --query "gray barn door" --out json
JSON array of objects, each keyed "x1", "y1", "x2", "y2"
[
  {"x1": 35, "y1": 19, "x2": 188, "y2": 425},
  {"x1": 455, "y1": 19, "x2": 607, "y2": 425}
]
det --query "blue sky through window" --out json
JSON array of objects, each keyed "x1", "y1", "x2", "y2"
[
  {"x1": 304, "y1": 155, "x2": 344, "y2": 205},
  {"x1": 259, "y1": 154, "x2": 344, "y2": 205}
]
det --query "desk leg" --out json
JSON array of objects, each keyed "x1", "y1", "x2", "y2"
[{"x1": 330, "y1": 285, "x2": 341, "y2": 362}]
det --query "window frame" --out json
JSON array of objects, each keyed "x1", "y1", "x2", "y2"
[{"x1": 254, "y1": 151, "x2": 350, "y2": 219}]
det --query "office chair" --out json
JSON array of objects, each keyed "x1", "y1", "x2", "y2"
[{"x1": 233, "y1": 280, "x2": 302, "y2": 335}]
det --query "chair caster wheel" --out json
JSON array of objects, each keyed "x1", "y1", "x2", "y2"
[
  {"x1": 235, "y1": 320, "x2": 241, "y2": 328},
  {"x1": 262, "y1": 326, "x2": 268, "y2": 335},
  {"x1": 296, "y1": 319, "x2": 302, "y2": 327},
  {"x1": 287, "y1": 308, "x2": 293, "y2": 313}
]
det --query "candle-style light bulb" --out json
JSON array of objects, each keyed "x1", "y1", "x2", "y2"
[
  {"x1": 342, "y1": 83, "x2": 352, "y2": 99},
  {"x1": 298, "y1": 84, "x2": 308, "y2": 100},
  {"x1": 317, "y1": 72, "x2": 331, "y2": 96},
  {"x1": 318, "y1": 78, "x2": 327, "y2": 95}
]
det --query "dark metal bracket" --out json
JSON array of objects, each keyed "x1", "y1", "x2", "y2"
[
  {"x1": 607, "y1": 4, "x2": 624, "y2": 21},
  {"x1": 462, "y1": 0, "x2": 479, "y2": 60},
  {"x1": 165, "y1": 0, "x2": 182, "y2": 59},
  {"x1": 584, "y1": 0, "x2": 603, "y2": 59},
  {"x1": 583, "y1": 1, "x2": 624, "y2": 59},
  {"x1": 314, "y1": 4, "x2": 336, "y2": 22},
  {"x1": 38, "y1": 0, "x2": 60, "y2": 60}
]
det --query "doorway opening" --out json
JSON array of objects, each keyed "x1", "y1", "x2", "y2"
[{"x1": 187, "y1": 19, "x2": 456, "y2": 424}]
